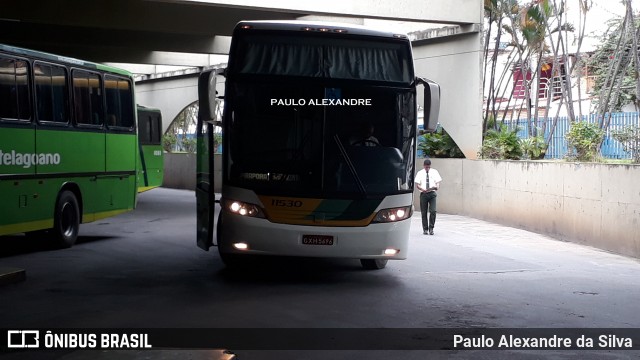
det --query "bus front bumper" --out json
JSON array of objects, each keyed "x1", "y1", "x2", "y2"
[{"x1": 219, "y1": 213, "x2": 410, "y2": 260}]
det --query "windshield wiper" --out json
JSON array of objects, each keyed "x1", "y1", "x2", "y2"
[{"x1": 334, "y1": 134, "x2": 366, "y2": 195}]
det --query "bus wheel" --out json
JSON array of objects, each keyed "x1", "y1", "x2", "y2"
[
  {"x1": 53, "y1": 191, "x2": 80, "y2": 248},
  {"x1": 360, "y1": 259, "x2": 388, "y2": 270}
]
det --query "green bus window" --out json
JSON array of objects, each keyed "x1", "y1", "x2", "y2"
[
  {"x1": 34, "y1": 62, "x2": 69, "y2": 123},
  {"x1": 105, "y1": 76, "x2": 134, "y2": 130},
  {"x1": 141, "y1": 113, "x2": 162, "y2": 144},
  {"x1": 0, "y1": 56, "x2": 31, "y2": 121},
  {"x1": 72, "y1": 70, "x2": 103, "y2": 126},
  {"x1": 139, "y1": 115, "x2": 151, "y2": 144},
  {"x1": 151, "y1": 115, "x2": 162, "y2": 144}
]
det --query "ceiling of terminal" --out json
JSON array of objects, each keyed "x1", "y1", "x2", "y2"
[
  {"x1": 0, "y1": 0, "x2": 301, "y2": 66},
  {"x1": 0, "y1": 0, "x2": 479, "y2": 70}
]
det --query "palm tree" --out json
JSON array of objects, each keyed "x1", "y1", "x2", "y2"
[
  {"x1": 590, "y1": 0, "x2": 639, "y2": 131},
  {"x1": 482, "y1": 0, "x2": 590, "y2": 158},
  {"x1": 483, "y1": 0, "x2": 520, "y2": 133}
]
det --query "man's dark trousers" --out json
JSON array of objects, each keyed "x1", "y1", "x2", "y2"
[{"x1": 420, "y1": 191, "x2": 437, "y2": 231}]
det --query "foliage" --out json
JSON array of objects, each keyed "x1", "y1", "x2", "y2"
[
  {"x1": 479, "y1": 125, "x2": 523, "y2": 160},
  {"x1": 162, "y1": 133, "x2": 177, "y2": 153},
  {"x1": 483, "y1": 0, "x2": 592, "y2": 145},
  {"x1": 213, "y1": 132, "x2": 223, "y2": 153},
  {"x1": 418, "y1": 128, "x2": 464, "y2": 158},
  {"x1": 519, "y1": 0, "x2": 552, "y2": 53},
  {"x1": 565, "y1": 121, "x2": 604, "y2": 162},
  {"x1": 611, "y1": 125, "x2": 640, "y2": 164},
  {"x1": 162, "y1": 101, "x2": 199, "y2": 153},
  {"x1": 520, "y1": 134, "x2": 547, "y2": 160},
  {"x1": 181, "y1": 137, "x2": 197, "y2": 154},
  {"x1": 588, "y1": 12, "x2": 640, "y2": 113}
]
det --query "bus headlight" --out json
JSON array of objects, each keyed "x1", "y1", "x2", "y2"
[
  {"x1": 224, "y1": 200, "x2": 265, "y2": 218},
  {"x1": 372, "y1": 206, "x2": 412, "y2": 223}
]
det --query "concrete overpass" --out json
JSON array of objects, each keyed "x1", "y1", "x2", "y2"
[
  {"x1": 0, "y1": 0, "x2": 480, "y2": 66},
  {"x1": 0, "y1": 0, "x2": 484, "y2": 158}
]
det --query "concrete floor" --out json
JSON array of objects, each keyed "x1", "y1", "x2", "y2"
[{"x1": 1, "y1": 187, "x2": 639, "y2": 359}]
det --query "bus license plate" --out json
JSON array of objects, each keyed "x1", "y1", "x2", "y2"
[{"x1": 302, "y1": 235, "x2": 334, "y2": 246}]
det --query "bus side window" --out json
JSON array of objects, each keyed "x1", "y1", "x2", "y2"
[
  {"x1": 107, "y1": 114, "x2": 118, "y2": 127},
  {"x1": 138, "y1": 115, "x2": 150, "y2": 144},
  {"x1": 0, "y1": 56, "x2": 31, "y2": 121},
  {"x1": 105, "y1": 75, "x2": 133, "y2": 130},
  {"x1": 72, "y1": 70, "x2": 103, "y2": 126},
  {"x1": 151, "y1": 115, "x2": 162, "y2": 144},
  {"x1": 34, "y1": 62, "x2": 69, "y2": 124}
]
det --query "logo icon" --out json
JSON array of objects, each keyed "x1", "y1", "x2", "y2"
[{"x1": 7, "y1": 330, "x2": 39, "y2": 348}]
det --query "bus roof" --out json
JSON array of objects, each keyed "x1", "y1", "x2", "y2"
[
  {"x1": 235, "y1": 20, "x2": 410, "y2": 40},
  {"x1": 0, "y1": 43, "x2": 133, "y2": 77}
]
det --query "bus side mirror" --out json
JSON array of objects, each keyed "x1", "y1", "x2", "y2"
[
  {"x1": 417, "y1": 77, "x2": 440, "y2": 133},
  {"x1": 198, "y1": 68, "x2": 226, "y2": 123}
]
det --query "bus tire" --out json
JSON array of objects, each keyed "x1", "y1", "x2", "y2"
[
  {"x1": 53, "y1": 190, "x2": 80, "y2": 248},
  {"x1": 360, "y1": 259, "x2": 388, "y2": 270}
]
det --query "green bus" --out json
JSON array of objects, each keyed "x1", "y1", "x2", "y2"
[
  {"x1": 0, "y1": 44, "x2": 138, "y2": 248},
  {"x1": 136, "y1": 104, "x2": 163, "y2": 192},
  {"x1": 196, "y1": 21, "x2": 440, "y2": 269}
]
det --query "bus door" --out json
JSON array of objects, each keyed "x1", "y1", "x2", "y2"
[
  {"x1": 0, "y1": 56, "x2": 37, "y2": 233},
  {"x1": 104, "y1": 76, "x2": 137, "y2": 212},
  {"x1": 136, "y1": 106, "x2": 164, "y2": 191},
  {"x1": 33, "y1": 62, "x2": 74, "y2": 224},
  {"x1": 196, "y1": 69, "x2": 224, "y2": 250}
]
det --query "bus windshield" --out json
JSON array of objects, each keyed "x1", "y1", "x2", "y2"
[{"x1": 225, "y1": 81, "x2": 417, "y2": 198}]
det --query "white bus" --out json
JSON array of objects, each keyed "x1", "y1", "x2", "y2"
[{"x1": 196, "y1": 21, "x2": 440, "y2": 269}]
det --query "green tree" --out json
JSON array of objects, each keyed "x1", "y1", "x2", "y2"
[
  {"x1": 182, "y1": 137, "x2": 197, "y2": 154},
  {"x1": 565, "y1": 121, "x2": 604, "y2": 162},
  {"x1": 588, "y1": 2, "x2": 640, "y2": 126},
  {"x1": 612, "y1": 125, "x2": 640, "y2": 163},
  {"x1": 479, "y1": 124, "x2": 523, "y2": 160},
  {"x1": 418, "y1": 128, "x2": 464, "y2": 158},
  {"x1": 483, "y1": 0, "x2": 591, "y2": 152},
  {"x1": 162, "y1": 133, "x2": 177, "y2": 152},
  {"x1": 520, "y1": 133, "x2": 547, "y2": 160},
  {"x1": 164, "y1": 101, "x2": 199, "y2": 152}
]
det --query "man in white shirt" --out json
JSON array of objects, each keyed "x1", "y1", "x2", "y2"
[{"x1": 414, "y1": 158, "x2": 442, "y2": 235}]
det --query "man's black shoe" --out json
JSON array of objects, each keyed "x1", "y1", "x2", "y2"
[
  {"x1": 423, "y1": 230, "x2": 429, "y2": 235},
  {"x1": 429, "y1": 229, "x2": 434, "y2": 235}
]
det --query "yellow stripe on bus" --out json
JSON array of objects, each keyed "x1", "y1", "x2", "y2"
[
  {"x1": 90, "y1": 209, "x2": 133, "y2": 222},
  {"x1": 258, "y1": 195, "x2": 376, "y2": 227},
  {"x1": 137, "y1": 186, "x2": 159, "y2": 193},
  {"x1": 0, "y1": 208, "x2": 132, "y2": 236},
  {"x1": 0, "y1": 219, "x2": 54, "y2": 236},
  {"x1": 262, "y1": 217, "x2": 375, "y2": 227}
]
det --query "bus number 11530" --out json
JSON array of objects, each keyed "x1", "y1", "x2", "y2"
[{"x1": 271, "y1": 199, "x2": 303, "y2": 207}]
